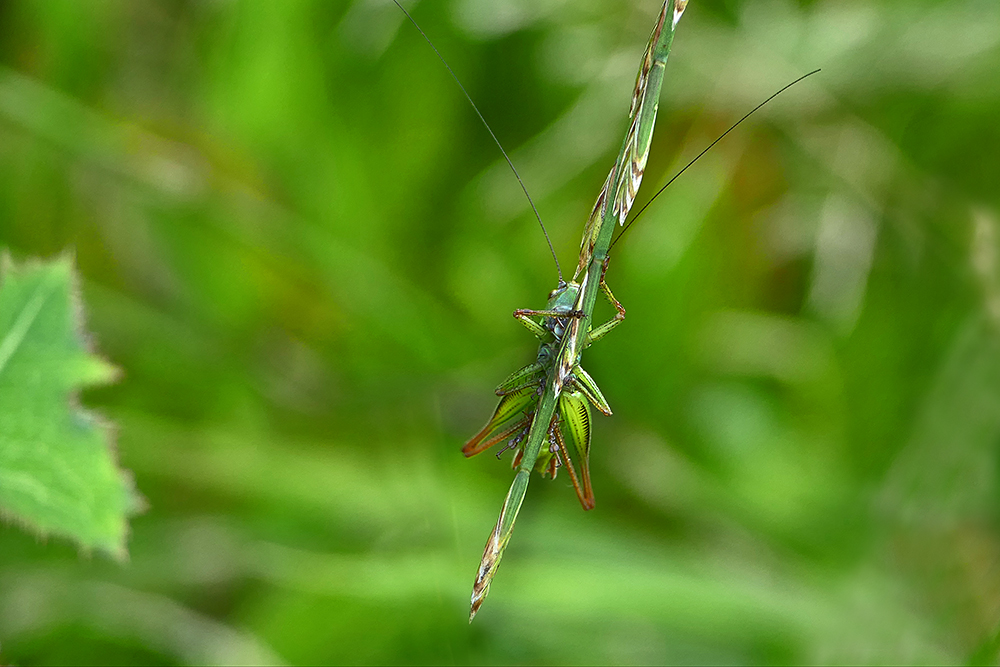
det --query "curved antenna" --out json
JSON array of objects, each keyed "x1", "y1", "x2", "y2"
[
  {"x1": 392, "y1": 0, "x2": 564, "y2": 284},
  {"x1": 609, "y1": 69, "x2": 821, "y2": 252}
]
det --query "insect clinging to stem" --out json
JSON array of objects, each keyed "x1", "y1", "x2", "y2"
[{"x1": 393, "y1": 0, "x2": 818, "y2": 621}]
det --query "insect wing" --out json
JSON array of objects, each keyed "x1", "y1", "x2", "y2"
[{"x1": 558, "y1": 391, "x2": 595, "y2": 509}]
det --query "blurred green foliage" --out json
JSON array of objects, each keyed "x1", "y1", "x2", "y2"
[{"x1": 1, "y1": 0, "x2": 999, "y2": 664}]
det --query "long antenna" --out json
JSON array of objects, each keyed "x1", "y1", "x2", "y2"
[
  {"x1": 392, "y1": 0, "x2": 564, "y2": 284},
  {"x1": 609, "y1": 68, "x2": 821, "y2": 252}
]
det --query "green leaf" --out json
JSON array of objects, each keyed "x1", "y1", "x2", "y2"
[{"x1": 0, "y1": 254, "x2": 137, "y2": 557}]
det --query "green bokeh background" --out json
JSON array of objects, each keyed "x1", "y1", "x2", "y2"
[{"x1": 2, "y1": 0, "x2": 1000, "y2": 664}]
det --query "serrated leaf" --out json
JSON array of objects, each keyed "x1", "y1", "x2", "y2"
[{"x1": 0, "y1": 254, "x2": 137, "y2": 557}]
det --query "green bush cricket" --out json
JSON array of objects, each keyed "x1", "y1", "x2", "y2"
[
  {"x1": 395, "y1": 0, "x2": 816, "y2": 621},
  {"x1": 395, "y1": 0, "x2": 687, "y2": 621},
  {"x1": 454, "y1": 0, "x2": 689, "y2": 620}
]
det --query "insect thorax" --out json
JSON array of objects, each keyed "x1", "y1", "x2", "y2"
[{"x1": 542, "y1": 281, "x2": 582, "y2": 341}]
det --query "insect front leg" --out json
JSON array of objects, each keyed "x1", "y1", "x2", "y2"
[
  {"x1": 514, "y1": 307, "x2": 585, "y2": 340},
  {"x1": 513, "y1": 310, "x2": 552, "y2": 340},
  {"x1": 583, "y1": 279, "x2": 626, "y2": 348}
]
